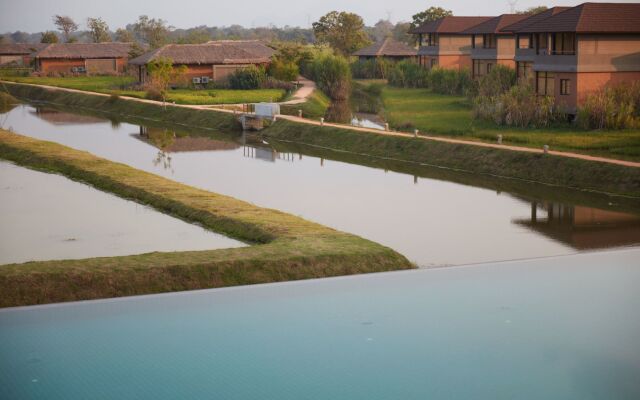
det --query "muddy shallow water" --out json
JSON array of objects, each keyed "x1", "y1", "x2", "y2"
[
  {"x1": 0, "y1": 161, "x2": 245, "y2": 264},
  {"x1": 2, "y1": 104, "x2": 639, "y2": 266}
]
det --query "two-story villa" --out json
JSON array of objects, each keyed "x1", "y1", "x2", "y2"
[
  {"x1": 515, "y1": 2, "x2": 640, "y2": 113},
  {"x1": 410, "y1": 16, "x2": 493, "y2": 70},
  {"x1": 463, "y1": 14, "x2": 531, "y2": 78},
  {"x1": 502, "y1": 7, "x2": 571, "y2": 82}
]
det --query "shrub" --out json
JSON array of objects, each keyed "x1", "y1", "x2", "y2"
[
  {"x1": 388, "y1": 60, "x2": 429, "y2": 88},
  {"x1": 261, "y1": 76, "x2": 296, "y2": 91},
  {"x1": 472, "y1": 65, "x2": 516, "y2": 98},
  {"x1": 145, "y1": 86, "x2": 165, "y2": 101},
  {"x1": 428, "y1": 68, "x2": 472, "y2": 95},
  {"x1": 229, "y1": 66, "x2": 267, "y2": 90},
  {"x1": 308, "y1": 53, "x2": 351, "y2": 100},
  {"x1": 577, "y1": 82, "x2": 640, "y2": 130},
  {"x1": 473, "y1": 83, "x2": 562, "y2": 128},
  {"x1": 350, "y1": 58, "x2": 394, "y2": 79},
  {"x1": 268, "y1": 59, "x2": 299, "y2": 82}
]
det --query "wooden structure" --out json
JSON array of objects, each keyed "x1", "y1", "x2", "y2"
[{"x1": 34, "y1": 43, "x2": 135, "y2": 75}]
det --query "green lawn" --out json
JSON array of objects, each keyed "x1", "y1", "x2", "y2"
[
  {"x1": 381, "y1": 86, "x2": 640, "y2": 161},
  {"x1": 280, "y1": 90, "x2": 331, "y2": 119},
  {"x1": 1, "y1": 76, "x2": 286, "y2": 105}
]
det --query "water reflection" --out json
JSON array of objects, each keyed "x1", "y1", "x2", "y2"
[
  {"x1": 30, "y1": 107, "x2": 108, "y2": 125},
  {"x1": 514, "y1": 201, "x2": 640, "y2": 250},
  {"x1": 3, "y1": 104, "x2": 640, "y2": 266}
]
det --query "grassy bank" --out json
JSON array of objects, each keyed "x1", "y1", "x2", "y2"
[
  {"x1": 2, "y1": 81, "x2": 242, "y2": 133},
  {"x1": 381, "y1": 87, "x2": 640, "y2": 162},
  {"x1": 0, "y1": 130, "x2": 412, "y2": 307},
  {"x1": 263, "y1": 119, "x2": 640, "y2": 198},
  {"x1": 280, "y1": 89, "x2": 331, "y2": 119},
  {"x1": 1, "y1": 76, "x2": 286, "y2": 105}
]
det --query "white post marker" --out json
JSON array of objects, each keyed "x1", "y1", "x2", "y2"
[
  {"x1": 320, "y1": 117, "x2": 324, "y2": 126},
  {"x1": 414, "y1": 129, "x2": 419, "y2": 138},
  {"x1": 498, "y1": 134, "x2": 503, "y2": 144},
  {"x1": 385, "y1": 123, "x2": 389, "y2": 131},
  {"x1": 543, "y1": 145, "x2": 549, "y2": 154},
  {"x1": 298, "y1": 110, "x2": 303, "y2": 118}
]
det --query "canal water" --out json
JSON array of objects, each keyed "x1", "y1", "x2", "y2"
[
  {"x1": 0, "y1": 160, "x2": 244, "y2": 264},
  {"x1": 2, "y1": 104, "x2": 639, "y2": 267}
]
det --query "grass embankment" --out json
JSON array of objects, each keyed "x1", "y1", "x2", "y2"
[
  {"x1": 1, "y1": 76, "x2": 286, "y2": 105},
  {"x1": 381, "y1": 87, "x2": 640, "y2": 162},
  {"x1": 263, "y1": 119, "x2": 640, "y2": 198},
  {"x1": 280, "y1": 89, "x2": 331, "y2": 119},
  {"x1": 3, "y1": 81, "x2": 242, "y2": 133},
  {"x1": 0, "y1": 130, "x2": 412, "y2": 307}
]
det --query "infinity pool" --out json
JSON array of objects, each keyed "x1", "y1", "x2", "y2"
[{"x1": 1, "y1": 248, "x2": 639, "y2": 399}]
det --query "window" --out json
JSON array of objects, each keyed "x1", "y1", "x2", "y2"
[
  {"x1": 473, "y1": 60, "x2": 481, "y2": 77},
  {"x1": 425, "y1": 33, "x2": 439, "y2": 46},
  {"x1": 430, "y1": 58, "x2": 438, "y2": 69},
  {"x1": 560, "y1": 79, "x2": 571, "y2": 95},
  {"x1": 486, "y1": 63, "x2": 493, "y2": 73},
  {"x1": 517, "y1": 62, "x2": 533, "y2": 79},
  {"x1": 536, "y1": 72, "x2": 555, "y2": 96},
  {"x1": 517, "y1": 34, "x2": 532, "y2": 49},
  {"x1": 536, "y1": 33, "x2": 548, "y2": 55},
  {"x1": 483, "y1": 34, "x2": 497, "y2": 49},
  {"x1": 552, "y1": 33, "x2": 575, "y2": 55}
]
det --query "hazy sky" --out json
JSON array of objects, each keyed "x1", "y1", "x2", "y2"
[{"x1": 0, "y1": 0, "x2": 633, "y2": 32}]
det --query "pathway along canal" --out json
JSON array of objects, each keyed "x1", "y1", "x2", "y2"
[{"x1": 2, "y1": 104, "x2": 639, "y2": 267}]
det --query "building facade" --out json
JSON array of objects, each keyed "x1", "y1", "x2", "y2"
[
  {"x1": 411, "y1": 16, "x2": 493, "y2": 70},
  {"x1": 352, "y1": 38, "x2": 417, "y2": 62},
  {"x1": 34, "y1": 43, "x2": 134, "y2": 75}
]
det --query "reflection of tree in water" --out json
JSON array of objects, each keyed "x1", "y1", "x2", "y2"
[
  {"x1": 153, "y1": 150, "x2": 174, "y2": 173},
  {"x1": 0, "y1": 92, "x2": 19, "y2": 128}
]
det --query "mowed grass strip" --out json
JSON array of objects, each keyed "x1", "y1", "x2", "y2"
[
  {"x1": 381, "y1": 86, "x2": 640, "y2": 162},
  {"x1": 0, "y1": 130, "x2": 412, "y2": 307},
  {"x1": 2, "y1": 76, "x2": 286, "y2": 105}
]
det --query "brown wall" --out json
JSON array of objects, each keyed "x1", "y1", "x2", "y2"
[
  {"x1": 578, "y1": 34, "x2": 640, "y2": 72},
  {"x1": 39, "y1": 57, "x2": 127, "y2": 74},
  {"x1": 576, "y1": 71, "x2": 640, "y2": 103}
]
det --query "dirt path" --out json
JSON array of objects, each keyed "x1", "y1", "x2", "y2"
[
  {"x1": 279, "y1": 77, "x2": 316, "y2": 105},
  {"x1": 4, "y1": 80, "x2": 639, "y2": 169}
]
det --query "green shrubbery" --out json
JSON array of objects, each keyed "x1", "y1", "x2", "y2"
[
  {"x1": 350, "y1": 58, "x2": 394, "y2": 79},
  {"x1": 387, "y1": 61, "x2": 472, "y2": 95},
  {"x1": 229, "y1": 66, "x2": 267, "y2": 90},
  {"x1": 307, "y1": 53, "x2": 351, "y2": 100},
  {"x1": 267, "y1": 59, "x2": 299, "y2": 82},
  {"x1": 577, "y1": 82, "x2": 640, "y2": 130}
]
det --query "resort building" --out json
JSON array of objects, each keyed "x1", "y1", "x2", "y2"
[
  {"x1": 410, "y1": 16, "x2": 493, "y2": 70},
  {"x1": 463, "y1": 14, "x2": 531, "y2": 78},
  {"x1": 514, "y1": 2, "x2": 640, "y2": 113},
  {"x1": 0, "y1": 43, "x2": 47, "y2": 67},
  {"x1": 129, "y1": 40, "x2": 275, "y2": 84},
  {"x1": 34, "y1": 43, "x2": 135, "y2": 75},
  {"x1": 502, "y1": 7, "x2": 571, "y2": 82},
  {"x1": 352, "y1": 38, "x2": 417, "y2": 62}
]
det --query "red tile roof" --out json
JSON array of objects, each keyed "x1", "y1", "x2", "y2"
[
  {"x1": 517, "y1": 3, "x2": 640, "y2": 33},
  {"x1": 462, "y1": 14, "x2": 531, "y2": 34},
  {"x1": 353, "y1": 38, "x2": 417, "y2": 57},
  {"x1": 411, "y1": 16, "x2": 494, "y2": 34},
  {"x1": 501, "y1": 7, "x2": 572, "y2": 32}
]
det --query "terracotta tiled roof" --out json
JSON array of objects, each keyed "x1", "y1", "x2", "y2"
[
  {"x1": 353, "y1": 38, "x2": 416, "y2": 57},
  {"x1": 501, "y1": 7, "x2": 572, "y2": 32},
  {"x1": 517, "y1": 3, "x2": 640, "y2": 33},
  {"x1": 411, "y1": 16, "x2": 494, "y2": 34},
  {"x1": 0, "y1": 43, "x2": 48, "y2": 55},
  {"x1": 35, "y1": 43, "x2": 134, "y2": 59},
  {"x1": 130, "y1": 40, "x2": 275, "y2": 65},
  {"x1": 462, "y1": 14, "x2": 531, "y2": 34}
]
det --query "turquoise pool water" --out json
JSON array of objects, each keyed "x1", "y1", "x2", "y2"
[{"x1": 1, "y1": 249, "x2": 639, "y2": 399}]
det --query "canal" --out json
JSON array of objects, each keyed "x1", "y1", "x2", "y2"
[{"x1": 2, "y1": 104, "x2": 639, "y2": 267}]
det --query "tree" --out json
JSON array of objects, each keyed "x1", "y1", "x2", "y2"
[
  {"x1": 518, "y1": 6, "x2": 548, "y2": 15},
  {"x1": 312, "y1": 11, "x2": 371, "y2": 56},
  {"x1": 53, "y1": 15, "x2": 78, "y2": 42},
  {"x1": 145, "y1": 57, "x2": 187, "y2": 102},
  {"x1": 87, "y1": 17, "x2": 111, "y2": 43},
  {"x1": 176, "y1": 29, "x2": 211, "y2": 44},
  {"x1": 410, "y1": 7, "x2": 453, "y2": 31},
  {"x1": 40, "y1": 31, "x2": 59, "y2": 43},
  {"x1": 392, "y1": 22, "x2": 413, "y2": 45},
  {"x1": 132, "y1": 15, "x2": 171, "y2": 49},
  {"x1": 115, "y1": 28, "x2": 134, "y2": 43},
  {"x1": 372, "y1": 19, "x2": 394, "y2": 41}
]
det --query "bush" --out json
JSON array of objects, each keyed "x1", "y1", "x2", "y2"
[
  {"x1": 473, "y1": 83, "x2": 562, "y2": 128},
  {"x1": 388, "y1": 60, "x2": 429, "y2": 88},
  {"x1": 145, "y1": 86, "x2": 165, "y2": 101},
  {"x1": 350, "y1": 58, "x2": 394, "y2": 79},
  {"x1": 308, "y1": 53, "x2": 351, "y2": 100},
  {"x1": 428, "y1": 68, "x2": 472, "y2": 96},
  {"x1": 229, "y1": 66, "x2": 267, "y2": 90},
  {"x1": 268, "y1": 59, "x2": 299, "y2": 82},
  {"x1": 472, "y1": 65, "x2": 516, "y2": 98},
  {"x1": 577, "y1": 82, "x2": 640, "y2": 130}
]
